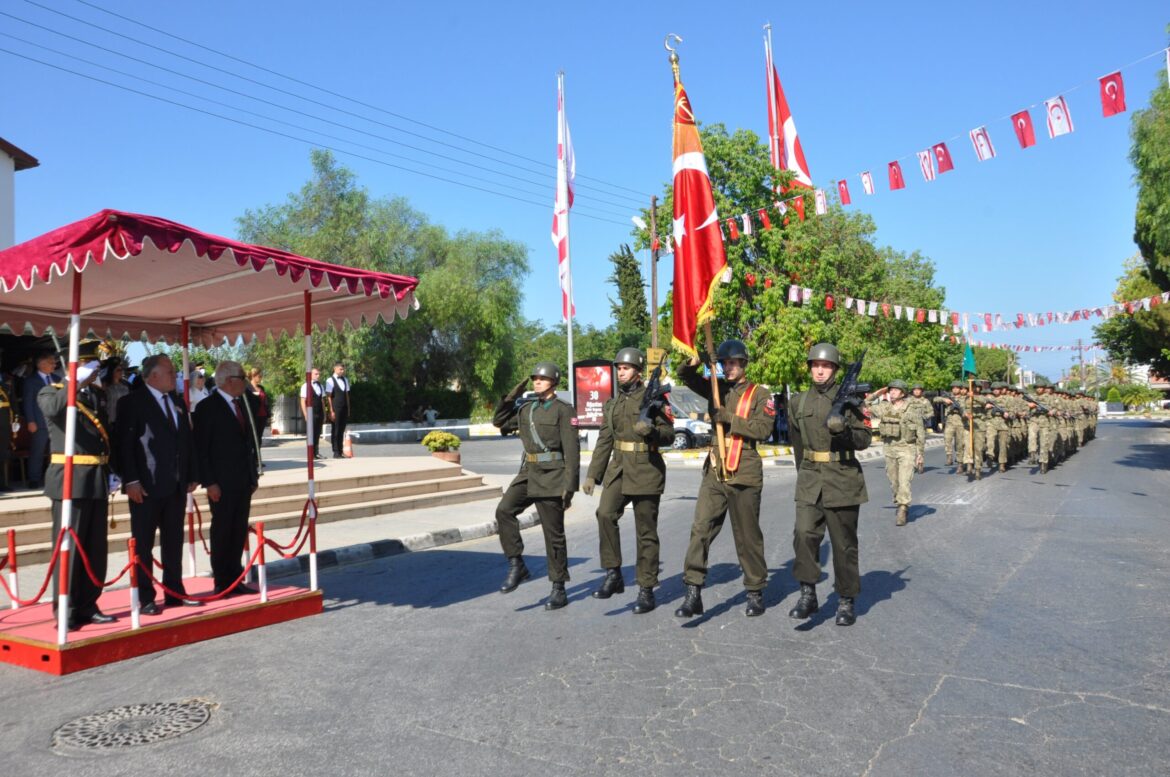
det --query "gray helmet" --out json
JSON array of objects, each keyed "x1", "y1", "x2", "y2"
[
  {"x1": 888, "y1": 380, "x2": 908, "y2": 391},
  {"x1": 949, "y1": 379, "x2": 963, "y2": 389},
  {"x1": 530, "y1": 361, "x2": 561, "y2": 383},
  {"x1": 991, "y1": 381, "x2": 1007, "y2": 389},
  {"x1": 613, "y1": 347, "x2": 645, "y2": 369},
  {"x1": 716, "y1": 339, "x2": 749, "y2": 363},
  {"x1": 911, "y1": 382, "x2": 924, "y2": 391},
  {"x1": 806, "y1": 342, "x2": 840, "y2": 367}
]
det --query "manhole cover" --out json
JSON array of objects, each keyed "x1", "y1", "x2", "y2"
[{"x1": 52, "y1": 701, "x2": 213, "y2": 750}]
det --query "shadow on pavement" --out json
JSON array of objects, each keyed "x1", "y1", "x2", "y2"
[
  {"x1": 793, "y1": 566, "x2": 911, "y2": 630},
  {"x1": 1115, "y1": 444, "x2": 1170, "y2": 470}
]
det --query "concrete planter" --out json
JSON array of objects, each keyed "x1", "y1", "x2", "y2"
[{"x1": 431, "y1": 450, "x2": 461, "y2": 464}]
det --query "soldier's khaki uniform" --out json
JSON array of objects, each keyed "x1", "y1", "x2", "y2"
[
  {"x1": 867, "y1": 396, "x2": 925, "y2": 510},
  {"x1": 586, "y1": 381, "x2": 674, "y2": 588},
  {"x1": 678, "y1": 362, "x2": 774, "y2": 592},
  {"x1": 987, "y1": 386, "x2": 1011, "y2": 469},
  {"x1": 960, "y1": 387, "x2": 992, "y2": 476},
  {"x1": 790, "y1": 383, "x2": 871, "y2": 598},
  {"x1": 493, "y1": 394, "x2": 580, "y2": 582},
  {"x1": 935, "y1": 389, "x2": 967, "y2": 467}
]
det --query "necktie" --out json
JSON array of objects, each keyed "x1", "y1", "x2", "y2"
[
  {"x1": 163, "y1": 394, "x2": 177, "y2": 428},
  {"x1": 233, "y1": 397, "x2": 246, "y2": 431}
]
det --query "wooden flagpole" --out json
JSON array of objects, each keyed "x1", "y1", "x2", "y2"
[{"x1": 704, "y1": 321, "x2": 729, "y2": 480}]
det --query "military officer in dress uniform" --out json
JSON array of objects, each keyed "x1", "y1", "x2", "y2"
[
  {"x1": 39, "y1": 340, "x2": 117, "y2": 629},
  {"x1": 492, "y1": 361, "x2": 580, "y2": 610},
  {"x1": 866, "y1": 380, "x2": 925, "y2": 526},
  {"x1": 788, "y1": 343, "x2": 871, "y2": 626},
  {"x1": 674, "y1": 339, "x2": 774, "y2": 619},
  {"x1": 582, "y1": 348, "x2": 674, "y2": 614}
]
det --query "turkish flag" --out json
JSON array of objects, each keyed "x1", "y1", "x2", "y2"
[
  {"x1": 969, "y1": 126, "x2": 996, "y2": 161},
  {"x1": 1011, "y1": 110, "x2": 1036, "y2": 148},
  {"x1": 758, "y1": 208, "x2": 772, "y2": 229},
  {"x1": 1099, "y1": 72, "x2": 1126, "y2": 117},
  {"x1": 888, "y1": 161, "x2": 906, "y2": 190},
  {"x1": 932, "y1": 142, "x2": 954, "y2": 173},
  {"x1": 1044, "y1": 96, "x2": 1074, "y2": 137},
  {"x1": 791, "y1": 196, "x2": 806, "y2": 221},
  {"x1": 726, "y1": 218, "x2": 740, "y2": 240},
  {"x1": 670, "y1": 75, "x2": 726, "y2": 356},
  {"x1": 837, "y1": 179, "x2": 851, "y2": 205}
]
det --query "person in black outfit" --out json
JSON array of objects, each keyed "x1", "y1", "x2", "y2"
[
  {"x1": 325, "y1": 362, "x2": 351, "y2": 458},
  {"x1": 114, "y1": 354, "x2": 201, "y2": 613},
  {"x1": 22, "y1": 350, "x2": 60, "y2": 489},
  {"x1": 299, "y1": 367, "x2": 326, "y2": 460},
  {"x1": 39, "y1": 340, "x2": 116, "y2": 628},
  {"x1": 194, "y1": 360, "x2": 261, "y2": 596}
]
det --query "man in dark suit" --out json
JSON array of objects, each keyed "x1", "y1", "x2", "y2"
[
  {"x1": 39, "y1": 340, "x2": 116, "y2": 629},
  {"x1": 114, "y1": 354, "x2": 201, "y2": 614},
  {"x1": 22, "y1": 350, "x2": 60, "y2": 489},
  {"x1": 194, "y1": 360, "x2": 260, "y2": 596}
]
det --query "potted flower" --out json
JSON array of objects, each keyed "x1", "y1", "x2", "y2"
[{"x1": 421, "y1": 430, "x2": 462, "y2": 463}]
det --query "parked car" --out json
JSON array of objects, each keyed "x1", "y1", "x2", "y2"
[{"x1": 665, "y1": 384, "x2": 712, "y2": 449}]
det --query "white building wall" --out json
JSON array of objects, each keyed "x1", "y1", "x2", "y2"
[{"x1": 0, "y1": 152, "x2": 14, "y2": 249}]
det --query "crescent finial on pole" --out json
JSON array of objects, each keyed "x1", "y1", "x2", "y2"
[{"x1": 665, "y1": 33, "x2": 682, "y2": 81}]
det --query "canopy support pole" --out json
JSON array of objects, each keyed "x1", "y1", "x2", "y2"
[
  {"x1": 304, "y1": 291, "x2": 318, "y2": 592},
  {"x1": 57, "y1": 271, "x2": 83, "y2": 646},
  {"x1": 181, "y1": 318, "x2": 198, "y2": 579}
]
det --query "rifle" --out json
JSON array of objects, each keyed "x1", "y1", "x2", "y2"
[
  {"x1": 638, "y1": 364, "x2": 670, "y2": 425},
  {"x1": 1021, "y1": 392, "x2": 1050, "y2": 416},
  {"x1": 826, "y1": 350, "x2": 869, "y2": 434}
]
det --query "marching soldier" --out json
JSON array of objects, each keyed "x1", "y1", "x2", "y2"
[
  {"x1": 492, "y1": 362, "x2": 580, "y2": 610},
  {"x1": 788, "y1": 343, "x2": 871, "y2": 626},
  {"x1": 582, "y1": 348, "x2": 674, "y2": 614},
  {"x1": 1026, "y1": 381, "x2": 1055, "y2": 474},
  {"x1": 39, "y1": 339, "x2": 117, "y2": 629},
  {"x1": 674, "y1": 339, "x2": 774, "y2": 619},
  {"x1": 866, "y1": 381, "x2": 925, "y2": 526},
  {"x1": 933, "y1": 380, "x2": 967, "y2": 473},
  {"x1": 988, "y1": 382, "x2": 1012, "y2": 473},
  {"x1": 906, "y1": 383, "x2": 932, "y2": 473},
  {"x1": 961, "y1": 382, "x2": 993, "y2": 481}
]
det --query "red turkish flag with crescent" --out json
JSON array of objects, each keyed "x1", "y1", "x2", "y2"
[
  {"x1": 837, "y1": 179, "x2": 851, "y2": 205},
  {"x1": 932, "y1": 142, "x2": 954, "y2": 173},
  {"x1": 1099, "y1": 71, "x2": 1126, "y2": 117},
  {"x1": 671, "y1": 76, "x2": 727, "y2": 356},
  {"x1": 888, "y1": 161, "x2": 906, "y2": 190},
  {"x1": 1011, "y1": 110, "x2": 1036, "y2": 148}
]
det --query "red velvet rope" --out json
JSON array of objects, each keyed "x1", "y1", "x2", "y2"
[
  {"x1": 190, "y1": 500, "x2": 212, "y2": 554},
  {"x1": 0, "y1": 531, "x2": 63, "y2": 607},
  {"x1": 67, "y1": 528, "x2": 133, "y2": 588},
  {"x1": 260, "y1": 498, "x2": 314, "y2": 553},
  {"x1": 135, "y1": 542, "x2": 264, "y2": 603}
]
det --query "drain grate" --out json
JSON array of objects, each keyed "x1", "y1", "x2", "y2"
[{"x1": 52, "y1": 701, "x2": 213, "y2": 750}]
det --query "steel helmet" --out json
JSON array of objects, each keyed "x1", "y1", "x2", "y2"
[
  {"x1": 806, "y1": 342, "x2": 840, "y2": 367},
  {"x1": 530, "y1": 361, "x2": 561, "y2": 383},
  {"x1": 716, "y1": 339, "x2": 749, "y2": 363},
  {"x1": 613, "y1": 347, "x2": 646, "y2": 369},
  {"x1": 888, "y1": 380, "x2": 908, "y2": 391},
  {"x1": 911, "y1": 382, "x2": 924, "y2": 391},
  {"x1": 949, "y1": 380, "x2": 963, "y2": 389}
]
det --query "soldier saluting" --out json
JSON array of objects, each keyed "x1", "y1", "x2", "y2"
[
  {"x1": 674, "y1": 339, "x2": 774, "y2": 619},
  {"x1": 582, "y1": 348, "x2": 674, "y2": 614},
  {"x1": 492, "y1": 362, "x2": 580, "y2": 610}
]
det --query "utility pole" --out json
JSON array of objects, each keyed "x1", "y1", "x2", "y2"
[
  {"x1": 649, "y1": 195, "x2": 659, "y2": 350},
  {"x1": 1078, "y1": 338, "x2": 1085, "y2": 388}
]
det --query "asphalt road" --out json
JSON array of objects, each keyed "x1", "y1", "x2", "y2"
[{"x1": 3, "y1": 420, "x2": 1168, "y2": 776}]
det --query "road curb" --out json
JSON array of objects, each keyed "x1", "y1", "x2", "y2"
[{"x1": 266, "y1": 510, "x2": 541, "y2": 579}]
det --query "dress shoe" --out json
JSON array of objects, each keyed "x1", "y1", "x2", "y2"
[
  {"x1": 333, "y1": 453, "x2": 344, "y2": 459},
  {"x1": 314, "y1": 453, "x2": 326, "y2": 460},
  {"x1": 499, "y1": 556, "x2": 530, "y2": 593},
  {"x1": 744, "y1": 590, "x2": 765, "y2": 617},
  {"x1": 591, "y1": 568, "x2": 625, "y2": 599},
  {"x1": 165, "y1": 597, "x2": 204, "y2": 607},
  {"x1": 140, "y1": 602, "x2": 162, "y2": 616},
  {"x1": 235, "y1": 584, "x2": 259, "y2": 596},
  {"x1": 633, "y1": 586, "x2": 656, "y2": 614},
  {"x1": 788, "y1": 583, "x2": 819, "y2": 619},
  {"x1": 896, "y1": 505, "x2": 908, "y2": 527},
  {"x1": 835, "y1": 597, "x2": 856, "y2": 626},
  {"x1": 544, "y1": 582, "x2": 568, "y2": 610},
  {"x1": 69, "y1": 610, "x2": 118, "y2": 629},
  {"x1": 674, "y1": 584, "x2": 704, "y2": 617}
]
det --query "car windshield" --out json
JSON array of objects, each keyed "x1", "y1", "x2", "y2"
[{"x1": 666, "y1": 384, "x2": 707, "y2": 420}]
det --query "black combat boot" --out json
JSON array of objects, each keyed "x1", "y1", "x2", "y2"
[
  {"x1": 633, "y1": 586, "x2": 656, "y2": 614},
  {"x1": 545, "y1": 582, "x2": 568, "y2": 610},
  {"x1": 591, "y1": 568, "x2": 625, "y2": 599},
  {"x1": 788, "y1": 583, "x2": 819, "y2": 619},
  {"x1": 745, "y1": 590, "x2": 765, "y2": 617},
  {"x1": 499, "y1": 556, "x2": 530, "y2": 594},
  {"x1": 835, "y1": 597, "x2": 856, "y2": 626},
  {"x1": 674, "y1": 584, "x2": 704, "y2": 617}
]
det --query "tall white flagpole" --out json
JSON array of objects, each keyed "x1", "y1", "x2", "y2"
[
  {"x1": 764, "y1": 24, "x2": 780, "y2": 173},
  {"x1": 558, "y1": 71, "x2": 576, "y2": 403}
]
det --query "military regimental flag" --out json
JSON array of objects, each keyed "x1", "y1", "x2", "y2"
[
  {"x1": 962, "y1": 342, "x2": 977, "y2": 376},
  {"x1": 671, "y1": 73, "x2": 727, "y2": 356}
]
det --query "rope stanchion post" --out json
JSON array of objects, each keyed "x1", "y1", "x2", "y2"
[
  {"x1": 6, "y1": 528, "x2": 17, "y2": 609},
  {"x1": 308, "y1": 491, "x2": 318, "y2": 592},
  {"x1": 256, "y1": 522, "x2": 268, "y2": 603},
  {"x1": 304, "y1": 290, "x2": 319, "y2": 593},
  {"x1": 128, "y1": 538, "x2": 141, "y2": 630},
  {"x1": 243, "y1": 532, "x2": 253, "y2": 585}
]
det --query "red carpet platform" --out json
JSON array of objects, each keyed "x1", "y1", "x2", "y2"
[{"x1": 0, "y1": 578, "x2": 322, "y2": 675}]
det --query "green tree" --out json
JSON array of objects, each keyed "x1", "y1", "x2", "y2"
[
  {"x1": 1094, "y1": 254, "x2": 1170, "y2": 376},
  {"x1": 607, "y1": 244, "x2": 650, "y2": 350},
  {"x1": 236, "y1": 150, "x2": 528, "y2": 419},
  {"x1": 637, "y1": 124, "x2": 960, "y2": 389}
]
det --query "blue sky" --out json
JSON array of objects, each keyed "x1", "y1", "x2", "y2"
[{"x1": 1, "y1": 1, "x2": 1166, "y2": 380}]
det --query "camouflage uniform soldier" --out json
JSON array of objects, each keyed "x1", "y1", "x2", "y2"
[
  {"x1": 934, "y1": 380, "x2": 967, "y2": 472},
  {"x1": 867, "y1": 381, "x2": 925, "y2": 526},
  {"x1": 961, "y1": 382, "x2": 993, "y2": 480},
  {"x1": 492, "y1": 362, "x2": 580, "y2": 610},
  {"x1": 906, "y1": 383, "x2": 932, "y2": 473},
  {"x1": 674, "y1": 339, "x2": 775, "y2": 619},
  {"x1": 1026, "y1": 382, "x2": 1055, "y2": 474},
  {"x1": 789, "y1": 343, "x2": 872, "y2": 627},
  {"x1": 988, "y1": 382, "x2": 1012, "y2": 472},
  {"x1": 582, "y1": 348, "x2": 674, "y2": 614}
]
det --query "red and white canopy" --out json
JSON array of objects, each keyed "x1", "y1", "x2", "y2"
[{"x1": 0, "y1": 209, "x2": 419, "y2": 345}]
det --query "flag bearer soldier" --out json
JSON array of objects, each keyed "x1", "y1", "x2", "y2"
[
  {"x1": 582, "y1": 348, "x2": 674, "y2": 614},
  {"x1": 961, "y1": 382, "x2": 992, "y2": 481},
  {"x1": 866, "y1": 380, "x2": 925, "y2": 527},
  {"x1": 788, "y1": 343, "x2": 872, "y2": 626},
  {"x1": 933, "y1": 380, "x2": 967, "y2": 473},
  {"x1": 39, "y1": 339, "x2": 117, "y2": 629},
  {"x1": 674, "y1": 339, "x2": 774, "y2": 619},
  {"x1": 906, "y1": 382, "x2": 932, "y2": 473},
  {"x1": 492, "y1": 362, "x2": 580, "y2": 610}
]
